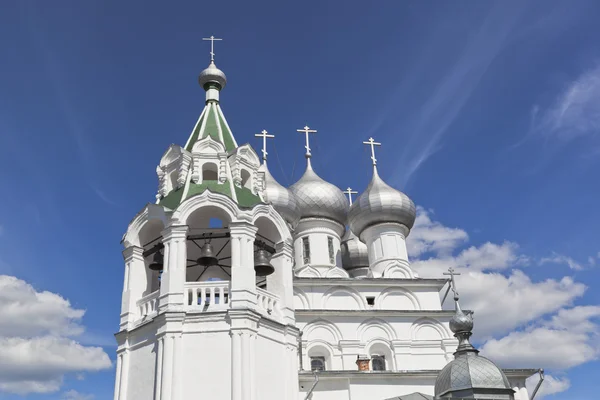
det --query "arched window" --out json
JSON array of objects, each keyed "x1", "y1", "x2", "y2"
[
  {"x1": 202, "y1": 162, "x2": 218, "y2": 181},
  {"x1": 302, "y1": 237, "x2": 310, "y2": 265},
  {"x1": 372, "y1": 355, "x2": 386, "y2": 371},
  {"x1": 240, "y1": 169, "x2": 251, "y2": 189},
  {"x1": 307, "y1": 344, "x2": 331, "y2": 372}
]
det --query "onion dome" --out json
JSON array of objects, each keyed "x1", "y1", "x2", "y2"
[
  {"x1": 289, "y1": 160, "x2": 349, "y2": 225},
  {"x1": 435, "y1": 300, "x2": 515, "y2": 399},
  {"x1": 341, "y1": 230, "x2": 369, "y2": 277},
  {"x1": 348, "y1": 168, "x2": 416, "y2": 238},
  {"x1": 260, "y1": 163, "x2": 301, "y2": 228},
  {"x1": 198, "y1": 61, "x2": 227, "y2": 90}
]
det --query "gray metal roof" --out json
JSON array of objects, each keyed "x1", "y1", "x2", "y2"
[{"x1": 385, "y1": 393, "x2": 433, "y2": 400}]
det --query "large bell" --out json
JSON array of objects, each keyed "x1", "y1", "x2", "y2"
[
  {"x1": 254, "y1": 249, "x2": 274, "y2": 277},
  {"x1": 197, "y1": 242, "x2": 219, "y2": 267},
  {"x1": 148, "y1": 250, "x2": 164, "y2": 271}
]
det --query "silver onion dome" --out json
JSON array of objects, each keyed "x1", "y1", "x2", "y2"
[
  {"x1": 260, "y1": 164, "x2": 301, "y2": 228},
  {"x1": 198, "y1": 61, "x2": 227, "y2": 90},
  {"x1": 435, "y1": 301, "x2": 515, "y2": 399},
  {"x1": 341, "y1": 230, "x2": 369, "y2": 277},
  {"x1": 289, "y1": 161, "x2": 349, "y2": 225},
  {"x1": 348, "y1": 169, "x2": 416, "y2": 238}
]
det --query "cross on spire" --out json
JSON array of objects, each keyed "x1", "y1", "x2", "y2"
[
  {"x1": 297, "y1": 125, "x2": 317, "y2": 158},
  {"x1": 344, "y1": 187, "x2": 358, "y2": 205},
  {"x1": 202, "y1": 35, "x2": 223, "y2": 62},
  {"x1": 443, "y1": 267, "x2": 461, "y2": 301},
  {"x1": 363, "y1": 137, "x2": 382, "y2": 166},
  {"x1": 254, "y1": 129, "x2": 275, "y2": 161}
]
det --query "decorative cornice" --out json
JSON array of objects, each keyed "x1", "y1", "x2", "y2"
[
  {"x1": 122, "y1": 246, "x2": 144, "y2": 262},
  {"x1": 295, "y1": 309, "x2": 457, "y2": 317},
  {"x1": 293, "y1": 277, "x2": 448, "y2": 289}
]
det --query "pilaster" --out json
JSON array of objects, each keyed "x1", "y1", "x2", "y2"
[
  {"x1": 158, "y1": 225, "x2": 189, "y2": 313},
  {"x1": 229, "y1": 309, "x2": 260, "y2": 400},
  {"x1": 121, "y1": 246, "x2": 145, "y2": 330},
  {"x1": 229, "y1": 222, "x2": 258, "y2": 309},
  {"x1": 267, "y1": 241, "x2": 295, "y2": 324}
]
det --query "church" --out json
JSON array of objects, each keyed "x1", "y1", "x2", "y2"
[{"x1": 113, "y1": 41, "x2": 540, "y2": 400}]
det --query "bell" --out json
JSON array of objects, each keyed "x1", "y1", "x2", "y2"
[
  {"x1": 148, "y1": 251, "x2": 164, "y2": 271},
  {"x1": 254, "y1": 249, "x2": 274, "y2": 277},
  {"x1": 197, "y1": 242, "x2": 219, "y2": 267}
]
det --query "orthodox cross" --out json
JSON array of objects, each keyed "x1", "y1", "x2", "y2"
[
  {"x1": 442, "y1": 267, "x2": 461, "y2": 304},
  {"x1": 202, "y1": 35, "x2": 223, "y2": 62},
  {"x1": 363, "y1": 137, "x2": 382, "y2": 166},
  {"x1": 297, "y1": 125, "x2": 317, "y2": 158},
  {"x1": 344, "y1": 187, "x2": 358, "y2": 205},
  {"x1": 255, "y1": 129, "x2": 275, "y2": 161}
]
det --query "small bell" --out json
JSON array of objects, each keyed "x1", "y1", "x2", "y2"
[
  {"x1": 148, "y1": 250, "x2": 164, "y2": 271},
  {"x1": 197, "y1": 242, "x2": 219, "y2": 267},
  {"x1": 254, "y1": 249, "x2": 274, "y2": 277}
]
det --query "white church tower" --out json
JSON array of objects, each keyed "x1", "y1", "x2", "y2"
[
  {"x1": 114, "y1": 39, "x2": 536, "y2": 400},
  {"x1": 115, "y1": 39, "x2": 299, "y2": 400}
]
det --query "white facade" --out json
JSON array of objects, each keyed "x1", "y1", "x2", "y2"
[{"x1": 113, "y1": 58, "x2": 534, "y2": 400}]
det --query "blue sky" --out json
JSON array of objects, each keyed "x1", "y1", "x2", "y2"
[{"x1": 1, "y1": 1, "x2": 599, "y2": 399}]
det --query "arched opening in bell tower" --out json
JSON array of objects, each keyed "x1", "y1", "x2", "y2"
[
  {"x1": 139, "y1": 219, "x2": 165, "y2": 294},
  {"x1": 202, "y1": 162, "x2": 218, "y2": 181}
]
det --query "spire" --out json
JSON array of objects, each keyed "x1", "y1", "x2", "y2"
[
  {"x1": 184, "y1": 36, "x2": 237, "y2": 153},
  {"x1": 445, "y1": 267, "x2": 478, "y2": 355}
]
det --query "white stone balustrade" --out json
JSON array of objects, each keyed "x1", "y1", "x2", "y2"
[
  {"x1": 185, "y1": 281, "x2": 230, "y2": 310},
  {"x1": 256, "y1": 287, "x2": 281, "y2": 317},
  {"x1": 136, "y1": 290, "x2": 159, "y2": 320}
]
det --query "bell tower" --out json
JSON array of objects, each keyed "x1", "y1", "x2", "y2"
[{"x1": 114, "y1": 42, "x2": 299, "y2": 400}]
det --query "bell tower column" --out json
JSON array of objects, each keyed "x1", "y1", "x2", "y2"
[
  {"x1": 229, "y1": 222, "x2": 258, "y2": 309},
  {"x1": 120, "y1": 246, "x2": 146, "y2": 330},
  {"x1": 158, "y1": 225, "x2": 189, "y2": 313},
  {"x1": 267, "y1": 241, "x2": 295, "y2": 324}
]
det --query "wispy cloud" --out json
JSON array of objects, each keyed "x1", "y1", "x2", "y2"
[
  {"x1": 89, "y1": 184, "x2": 119, "y2": 207},
  {"x1": 530, "y1": 63, "x2": 600, "y2": 142},
  {"x1": 386, "y1": 3, "x2": 525, "y2": 187},
  {"x1": 539, "y1": 252, "x2": 596, "y2": 271}
]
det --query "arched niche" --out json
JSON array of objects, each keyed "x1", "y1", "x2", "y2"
[
  {"x1": 322, "y1": 286, "x2": 366, "y2": 310},
  {"x1": 202, "y1": 162, "x2": 218, "y2": 181},
  {"x1": 138, "y1": 219, "x2": 165, "y2": 294},
  {"x1": 411, "y1": 318, "x2": 450, "y2": 341},
  {"x1": 240, "y1": 169, "x2": 252, "y2": 190},
  {"x1": 293, "y1": 288, "x2": 310, "y2": 310},
  {"x1": 303, "y1": 319, "x2": 342, "y2": 344},
  {"x1": 357, "y1": 318, "x2": 397, "y2": 343},
  {"x1": 376, "y1": 288, "x2": 420, "y2": 310}
]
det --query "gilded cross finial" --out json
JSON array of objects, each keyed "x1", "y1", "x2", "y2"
[
  {"x1": 344, "y1": 187, "x2": 358, "y2": 205},
  {"x1": 254, "y1": 129, "x2": 275, "y2": 162},
  {"x1": 363, "y1": 137, "x2": 382, "y2": 166},
  {"x1": 297, "y1": 125, "x2": 317, "y2": 158},
  {"x1": 202, "y1": 35, "x2": 223, "y2": 62}
]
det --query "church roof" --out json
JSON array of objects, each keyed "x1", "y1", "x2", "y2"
[
  {"x1": 384, "y1": 393, "x2": 433, "y2": 400},
  {"x1": 184, "y1": 95, "x2": 237, "y2": 153}
]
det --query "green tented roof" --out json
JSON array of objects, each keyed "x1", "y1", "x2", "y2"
[
  {"x1": 159, "y1": 180, "x2": 262, "y2": 210},
  {"x1": 185, "y1": 103, "x2": 237, "y2": 153}
]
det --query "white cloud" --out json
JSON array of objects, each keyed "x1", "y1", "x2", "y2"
[
  {"x1": 409, "y1": 208, "x2": 599, "y2": 381},
  {"x1": 0, "y1": 276, "x2": 112, "y2": 395},
  {"x1": 526, "y1": 374, "x2": 571, "y2": 399},
  {"x1": 531, "y1": 63, "x2": 600, "y2": 141},
  {"x1": 540, "y1": 253, "x2": 584, "y2": 271},
  {"x1": 62, "y1": 389, "x2": 95, "y2": 400},
  {"x1": 407, "y1": 207, "x2": 469, "y2": 258}
]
